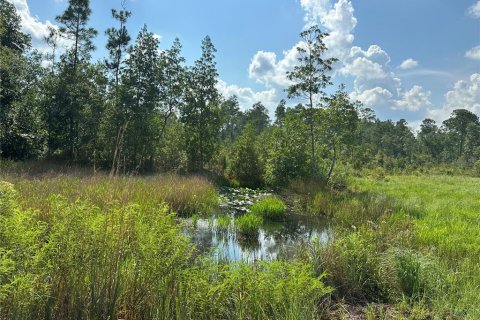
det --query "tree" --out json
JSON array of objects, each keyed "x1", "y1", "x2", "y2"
[
  {"x1": 219, "y1": 95, "x2": 243, "y2": 142},
  {"x1": 286, "y1": 24, "x2": 338, "y2": 177},
  {"x1": 104, "y1": 3, "x2": 132, "y2": 174},
  {"x1": 418, "y1": 118, "x2": 443, "y2": 162},
  {"x1": 274, "y1": 99, "x2": 286, "y2": 125},
  {"x1": 0, "y1": 1, "x2": 45, "y2": 160},
  {"x1": 244, "y1": 102, "x2": 270, "y2": 134},
  {"x1": 263, "y1": 109, "x2": 310, "y2": 186},
  {"x1": 321, "y1": 85, "x2": 359, "y2": 182},
  {"x1": 120, "y1": 25, "x2": 160, "y2": 170},
  {"x1": 158, "y1": 38, "x2": 186, "y2": 141},
  {"x1": 0, "y1": 0, "x2": 30, "y2": 52},
  {"x1": 55, "y1": 0, "x2": 98, "y2": 159},
  {"x1": 182, "y1": 36, "x2": 220, "y2": 171},
  {"x1": 228, "y1": 123, "x2": 263, "y2": 187},
  {"x1": 443, "y1": 109, "x2": 480, "y2": 158}
]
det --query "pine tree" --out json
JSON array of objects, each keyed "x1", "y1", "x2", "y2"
[
  {"x1": 182, "y1": 36, "x2": 220, "y2": 171},
  {"x1": 55, "y1": 0, "x2": 98, "y2": 159},
  {"x1": 286, "y1": 25, "x2": 337, "y2": 178}
]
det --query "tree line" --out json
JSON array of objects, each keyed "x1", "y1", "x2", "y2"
[{"x1": 1, "y1": 0, "x2": 479, "y2": 185}]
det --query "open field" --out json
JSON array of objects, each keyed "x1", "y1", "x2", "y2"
[{"x1": 352, "y1": 175, "x2": 480, "y2": 318}]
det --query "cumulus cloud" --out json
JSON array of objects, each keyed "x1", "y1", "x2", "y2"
[
  {"x1": 465, "y1": 45, "x2": 480, "y2": 60},
  {"x1": 468, "y1": 1, "x2": 480, "y2": 18},
  {"x1": 298, "y1": 0, "x2": 433, "y2": 112},
  {"x1": 216, "y1": 80, "x2": 277, "y2": 112},
  {"x1": 427, "y1": 73, "x2": 480, "y2": 122},
  {"x1": 7, "y1": 0, "x2": 70, "y2": 54},
  {"x1": 350, "y1": 87, "x2": 392, "y2": 106},
  {"x1": 399, "y1": 58, "x2": 418, "y2": 69},
  {"x1": 247, "y1": 0, "x2": 357, "y2": 90},
  {"x1": 393, "y1": 86, "x2": 432, "y2": 111}
]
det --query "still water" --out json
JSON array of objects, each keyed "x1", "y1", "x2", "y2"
[{"x1": 181, "y1": 188, "x2": 331, "y2": 262}]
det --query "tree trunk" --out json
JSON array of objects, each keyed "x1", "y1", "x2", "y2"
[{"x1": 326, "y1": 142, "x2": 336, "y2": 184}]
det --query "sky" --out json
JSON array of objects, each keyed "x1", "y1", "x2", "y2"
[{"x1": 7, "y1": 0, "x2": 480, "y2": 131}]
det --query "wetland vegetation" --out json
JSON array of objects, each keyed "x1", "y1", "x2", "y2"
[{"x1": 1, "y1": 0, "x2": 480, "y2": 318}]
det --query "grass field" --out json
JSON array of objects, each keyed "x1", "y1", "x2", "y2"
[
  {"x1": 352, "y1": 175, "x2": 480, "y2": 318},
  {"x1": 0, "y1": 168, "x2": 478, "y2": 319}
]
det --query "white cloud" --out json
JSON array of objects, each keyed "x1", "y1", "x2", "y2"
[
  {"x1": 427, "y1": 73, "x2": 480, "y2": 122},
  {"x1": 248, "y1": 0, "x2": 357, "y2": 88},
  {"x1": 399, "y1": 58, "x2": 418, "y2": 70},
  {"x1": 248, "y1": 45, "x2": 299, "y2": 87},
  {"x1": 216, "y1": 80, "x2": 277, "y2": 112},
  {"x1": 341, "y1": 56, "x2": 386, "y2": 79},
  {"x1": 350, "y1": 87, "x2": 392, "y2": 106},
  {"x1": 393, "y1": 85, "x2": 432, "y2": 111},
  {"x1": 250, "y1": 0, "x2": 433, "y2": 113},
  {"x1": 468, "y1": 1, "x2": 480, "y2": 18},
  {"x1": 7, "y1": 0, "x2": 69, "y2": 53},
  {"x1": 465, "y1": 45, "x2": 480, "y2": 60},
  {"x1": 297, "y1": 1, "x2": 432, "y2": 111}
]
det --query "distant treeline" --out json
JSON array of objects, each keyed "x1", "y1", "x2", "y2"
[{"x1": 1, "y1": 0, "x2": 479, "y2": 185}]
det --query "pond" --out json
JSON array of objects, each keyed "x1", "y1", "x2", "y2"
[{"x1": 181, "y1": 187, "x2": 331, "y2": 262}]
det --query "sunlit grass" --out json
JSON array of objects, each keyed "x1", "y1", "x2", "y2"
[
  {"x1": 352, "y1": 175, "x2": 480, "y2": 318},
  {"x1": 249, "y1": 195, "x2": 286, "y2": 220},
  {"x1": 0, "y1": 176, "x2": 332, "y2": 319}
]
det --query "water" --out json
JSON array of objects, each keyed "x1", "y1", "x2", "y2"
[{"x1": 181, "y1": 187, "x2": 331, "y2": 262}]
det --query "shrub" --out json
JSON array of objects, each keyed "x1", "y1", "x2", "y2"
[
  {"x1": 250, "y1": 196, "x2": 286, "y2": 220},
  {"x1": 235, "y1": 213, "x2": 263, "y2": 237}
]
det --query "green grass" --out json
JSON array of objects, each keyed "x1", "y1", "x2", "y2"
[
  {"x1": 1, "y1": 174, "x2": 219, "y2": 217},
  {"x1": 235, "y1": 213, "x2": 263, "y2": 237},
  {"x1": 0, "y1": 176, "x2": 333, "y2": 319},
  {"x1": 250, "y1": 195, "x2": 286, "y2": 220},
  {"x1": 352, "y1": 175, "x2": 480, "y2": 318},
  {"x1": 288, "y1": 174, "x2": 480, "y2": 318},
  {"x1": 216, "y1": 214, "x2": 231, "y2": 231}
]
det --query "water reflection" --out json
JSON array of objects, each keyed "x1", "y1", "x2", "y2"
[{"x1": 182, "y1": 213, "x2": 331, "y2": 262}]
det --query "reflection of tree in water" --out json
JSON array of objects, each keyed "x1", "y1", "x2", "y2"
[
  {"x1": 189, "y1": 224, "x2": 214, "y2": 252},
  {"x1": 182, "y1": 187, "x2": 331, "y2": 262},
  {"x1": 237, "y1": 234, "x2": 261, "y2": 252}
]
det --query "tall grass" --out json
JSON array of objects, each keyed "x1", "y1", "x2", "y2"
[
  {"x1": 2, "y1": 174, "x2": 219, "y2": 217},
  {"x1": 235, "y1": 213, "x2": 263, "y2": 237},
  {"x1": 352, "y1": 175, "x2": 480, "y2": 318},
  {"x1": 250, "y1": 195, "x2": 286, "y2": 220},
  {"x1": 0, "y1": 177, "x2": 333, "y2": 319},
  {"x1": 287, "y1": 175, "x2": 480, "y2": 318}
]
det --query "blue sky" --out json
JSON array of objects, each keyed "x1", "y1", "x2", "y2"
[{"x1": 9, "y1": 0, "x2": 480, "y2": 130}]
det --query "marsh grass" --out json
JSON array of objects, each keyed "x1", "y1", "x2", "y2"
[
  {"x1": 235, "y1": 213, "x2": 263, "y2": 237},
  {"x1": 2, "y1": 174, "x2": 219, "y2": 217},
  {"x1": 0, "y1": 178, "x2": 333, "y2": 320},
  {"x1": 352, "y1": 175, "x2": 480, "y2": 318},
  {"x1": 286, "y1": 175, "x2": 480, "y2": 318},
  {"x1": 216, "y1": 214, "x2": 231, "y2": 232},
  {"x1": 250, "y1": 195, "x2": 286, "y2": 220}
]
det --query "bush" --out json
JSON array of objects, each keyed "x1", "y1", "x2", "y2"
[
  {"x1": 250, "y1": 195, "x2": 286, "y2": 220},
  {"x1": 235, "y1": 213, "x2": 263, "y2": 237}
]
